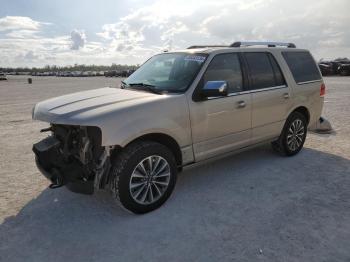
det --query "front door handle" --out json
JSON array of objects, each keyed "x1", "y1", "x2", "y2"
[
  {"x1": 237, "y1": 100, "x2": 246, "y2": 108},
  {"x1": 283, "y1": 93, "x2": 290, "y2": 99}
]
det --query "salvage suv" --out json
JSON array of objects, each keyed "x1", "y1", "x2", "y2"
[{"x1": 32, "y1": 41, "x2": 325, "y2": 213}]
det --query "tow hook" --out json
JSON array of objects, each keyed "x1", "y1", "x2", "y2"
[{"x1": 49, "y1": 168, "x2": 65, "y2": 189}]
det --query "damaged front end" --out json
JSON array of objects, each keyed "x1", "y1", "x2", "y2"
[{"x1": 33, "y1": 125, "x2": 111, "y2": 194}]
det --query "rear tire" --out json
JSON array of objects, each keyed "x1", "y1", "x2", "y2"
[
  {"x1": 110, "y1": 141, "x2": 177, "y2": 214},
  {"x1": 272, "y1": 112, "x2": 307, "y2": 156}
]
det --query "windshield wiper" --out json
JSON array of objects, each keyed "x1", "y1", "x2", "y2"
[{"x1": 124, "y1": 82, "x2": 163, "y2": 94}]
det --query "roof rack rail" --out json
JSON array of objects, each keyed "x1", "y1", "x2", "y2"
[
  {"x1": 230, "y1": 41, "x2": 296, "y2": 48},
  {"x1": 187, "y1": 45, "x2": 229, "y2": 49}
]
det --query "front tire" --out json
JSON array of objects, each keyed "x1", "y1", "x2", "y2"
[
  {"x1": 272, "y1": 112, "x2": 307, "y2": 156},
  {"x1": 110, "y1": 141, "x2": 177, "y2": 214}
]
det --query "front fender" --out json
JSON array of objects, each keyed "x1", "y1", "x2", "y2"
[
  {"x1": 98, "y1": 95, "x2": 192, "y2": 148},
  {"x1": 102, "y1": 120, "x2": 187, "y2": 148}
]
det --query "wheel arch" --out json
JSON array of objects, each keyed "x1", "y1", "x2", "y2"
[
  {"x1": 290, "y1": 106, "x2": 310, "y2": 124},
  {"x1": 113, "y1": 133, "x2": 183, "y2": 168}
]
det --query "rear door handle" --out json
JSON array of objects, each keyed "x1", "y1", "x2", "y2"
[
  {"x1": 283, "y1": 93, "x2": 290, "y2": 99},
  {"x1": 237, "y1": 100, "x2": 246, "y2": 108}
]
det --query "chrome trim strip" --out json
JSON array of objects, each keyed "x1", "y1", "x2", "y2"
[
  {"x1": 207, "y1": 85, "x2": 288, "y2": 100},
  {"x1": 227, "y1": 90, "x2": 251, "y2": 96},
  {"x1": 248, "y1": 85, "x2": 287, "y2": 93},
  {"x1": 297, "y1": 79, "x2": 322, "y2": 85}
]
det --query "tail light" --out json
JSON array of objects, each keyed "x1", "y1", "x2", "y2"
[{"x1": 320, "y1": 83, "x2": 326, "y2": 97}]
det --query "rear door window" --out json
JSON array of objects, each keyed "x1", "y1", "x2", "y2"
[
  {"x1": 282, "y1": 51, "x2": 321, "y2": 84},
  {"x1": 244, "y1": 52, "x2": 285, "y2": 90}
]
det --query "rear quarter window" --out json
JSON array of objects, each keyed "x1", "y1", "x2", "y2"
[{"x1": 282, "y1": 51, "x2": 321, "y2": 84}]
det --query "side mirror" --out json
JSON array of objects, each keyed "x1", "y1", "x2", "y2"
[{"x1": 201, "y1": 80, "x2": 228, "y2": 99}]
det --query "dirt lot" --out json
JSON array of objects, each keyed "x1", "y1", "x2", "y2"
[{"x1": 0, "y1": 75, "x2": 349, "y2": 261}]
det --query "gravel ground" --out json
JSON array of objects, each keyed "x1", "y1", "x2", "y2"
[{"x1": 0, "y1": 75, "x2": 349, "y2": 262}]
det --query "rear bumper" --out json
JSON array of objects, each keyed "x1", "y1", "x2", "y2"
[{"x1": 33, "y1": 136, "x2": 94, "y2": 195}]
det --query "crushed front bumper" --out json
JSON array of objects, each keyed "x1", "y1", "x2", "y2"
[{"x1": 33, "y1": 136, "x2": 94, "y2": 194}]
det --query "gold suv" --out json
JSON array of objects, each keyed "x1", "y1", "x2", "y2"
[{"x1": 33, "y1": 41, "x2": 325, "y2": 213}]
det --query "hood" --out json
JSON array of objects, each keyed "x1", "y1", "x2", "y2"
[{"x1": 33, "y1": 87, "x2": 162, "y2": 124}]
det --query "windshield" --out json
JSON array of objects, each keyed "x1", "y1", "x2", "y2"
[{"x1": 123, "y1": 52, "x2": 208, "y2": 93}]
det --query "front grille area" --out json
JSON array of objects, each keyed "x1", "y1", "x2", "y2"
[{"x1": 33, "y1": 124, "x2": 106, "y2": 194}]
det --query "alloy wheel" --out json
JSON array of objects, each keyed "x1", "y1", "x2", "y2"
[
  {"x1": 287, "y1": 119, "x2": 305, "y2": 151},
  {"x1": 129, "y1": 155, "x2": 171, "y2": 205}
]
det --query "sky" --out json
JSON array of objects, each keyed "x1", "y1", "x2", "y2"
[{"x1": 0, "y1": 0, "x2": 349, "y2": 67}]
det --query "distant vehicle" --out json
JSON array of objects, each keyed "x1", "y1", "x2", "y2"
[
  {"x1": 33, "y1": 41, "x2": 326, "y2": 213},
  {"x1": 15, "y1": 72, "x2": 30, "y2": 75},
  {"x1": 120, "y1": 70, "x2": 135, "y2": 77},
  {"x1": 120, "y1": 70, "x2": 127, "y2": 77},
  {"x1": 318, "y1": 62, "x2": 335, "y2": 76},
  {"x1": 104, "y1": 70, "x2": 118, "y2": 77},
  {"x1": 0, "y1": 72, "x2": 7, "y2": 80},
  {"x1": 333, "y1": 57, "x2": 350, "y2": 63},
  {"x1": 318, "y1": 58, "x2": 350, "y2": 76},
  {"x1": 338, "y1": 64, "x2": 350, "y2": 76},
  {"x1": 71, "y1": 71, "x2": 80, "y2": 77},
  {"x1": 128, "y1": 69, "x2": 136, "y2": 76},
  {"x1": 333, "y1": 58, "x2": 350, "y2": 75}
]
